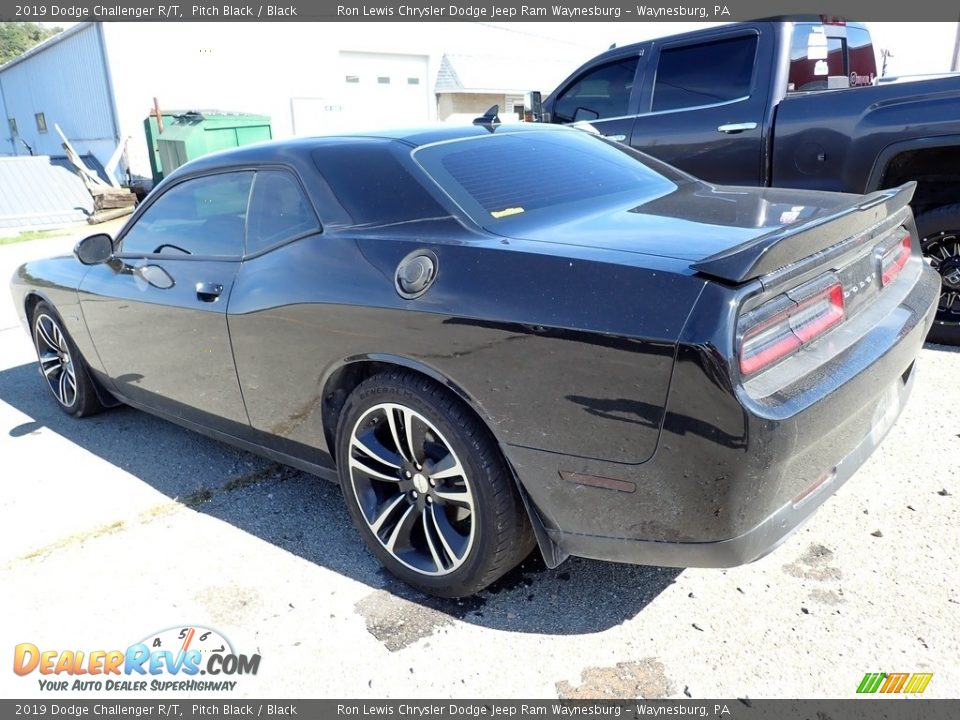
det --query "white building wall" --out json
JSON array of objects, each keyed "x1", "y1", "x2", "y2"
[
  {"x1": 100, "y1": 22, "x2": 586, "y2": 182},
  {"x1": 102, "y1": 22, "x2": 446, "y2": 181},
  {"x1": 0, "y1": 24, "x2": 119, "y2": 169},
  {"x1": 0, "y1": 22, "x2": 590, "y2": 183}
]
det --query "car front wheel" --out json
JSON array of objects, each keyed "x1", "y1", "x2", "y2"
[
  {"x1": 336, "y1": 370, "x2": 535, "y2": 597},
  {"x1": 31, "y1": 301, "x2": 104, "y2": 417}
]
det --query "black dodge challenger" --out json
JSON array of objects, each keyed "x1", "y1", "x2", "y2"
[{"x1": 10, "y1": 124, "x2": 939, "y2": 597}]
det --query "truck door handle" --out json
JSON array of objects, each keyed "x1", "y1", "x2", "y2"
[
  {"x1": 717, "y1": 122, "x2": 758, "y2": 134},
  {"x1": 195, "y1": 282, "x2": 223, "y2": 302}
]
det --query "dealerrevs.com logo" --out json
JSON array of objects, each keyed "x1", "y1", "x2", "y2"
[{"x1": 13, "y1": 626, "x2": 261, "y2": 692}]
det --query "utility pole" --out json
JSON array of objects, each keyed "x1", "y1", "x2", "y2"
[{"x1": 881, "y1": 49, "x2": 893, "y2": 77}]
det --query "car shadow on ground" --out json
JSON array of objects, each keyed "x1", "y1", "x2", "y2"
[{"x1": 2, "y1": 361, "x2": 681, "y2": 635}]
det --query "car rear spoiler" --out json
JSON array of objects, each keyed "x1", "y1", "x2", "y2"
[{"x1": 690, "y1": 182, "x2": 916, "y2": 283}]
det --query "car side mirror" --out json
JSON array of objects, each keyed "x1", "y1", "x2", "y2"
[{"x1": 75, "y1": 233, "x2": 114, "y2": 265}]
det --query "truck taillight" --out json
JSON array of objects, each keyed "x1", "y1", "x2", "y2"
[
  {"x1": 879, "y1": 231, "x2": 911, "y2": 286},
  {"x1": 739, "y1": 277, "x2": 845, "y2": 376}
]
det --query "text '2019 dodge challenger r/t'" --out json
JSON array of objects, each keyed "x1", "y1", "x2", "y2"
[{"x1": 10, "y1": 124, "x2": 939, "y2": 597}]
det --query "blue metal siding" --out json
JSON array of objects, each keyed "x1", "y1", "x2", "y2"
[
  {"x1": 0, "y1": 82, "x2": 10, "y2": 154},
  {"x1": 0, "y1": 24, "x2": 118, "y2": 161},
  {"x1": 0, "y1": 155, "x2": 95, "y2": 228}
]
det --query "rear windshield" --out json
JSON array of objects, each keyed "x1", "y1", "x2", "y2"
[{"x1": 412, "y1": 130, "x2": 683, "y2": 232}]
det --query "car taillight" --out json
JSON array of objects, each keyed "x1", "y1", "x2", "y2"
[
  {"x1": 739, "y1": 276, "x2": 845, "y2": 376},
  {"x1": 879, "y1": 231, "x2": 911, "y2": 286}
]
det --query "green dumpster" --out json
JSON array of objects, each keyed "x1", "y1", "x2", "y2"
[{"x1": 143, "y1": 111, "x2": 272, "y2": 186}]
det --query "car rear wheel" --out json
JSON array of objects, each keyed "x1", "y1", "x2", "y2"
[
  {"x1": 916, "y1": 205, "x2": 960, "y2": 345},
  {"x1": 336, "y1": 370, "x2": 535, "y2": 597},
  {"x1": 30, "y1": 301, "x2": 104, "y2": 417}
]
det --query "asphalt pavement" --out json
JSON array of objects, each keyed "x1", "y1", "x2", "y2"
[{"x1": 0, "y1": 224, "x2": 956, "y2": 700}]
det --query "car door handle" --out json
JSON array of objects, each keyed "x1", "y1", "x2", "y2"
[
  {"x1": 717, "y1": 122, "x2": 758, "y2": 134},
  {"x1": 195, "y1": 282, "x2": 223, "y2": 302}
]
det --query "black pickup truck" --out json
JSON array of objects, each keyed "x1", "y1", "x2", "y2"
[{"x1": 538, "y1": 19, "x2": 960, "y2": 343}]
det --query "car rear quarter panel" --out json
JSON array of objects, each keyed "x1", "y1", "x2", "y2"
[
  {"x1": 226, "y1": 225, "x2": 705, "y2": 468},
  {"x1": 506, "y1": 260, "x2": 936, "y2": 548}
]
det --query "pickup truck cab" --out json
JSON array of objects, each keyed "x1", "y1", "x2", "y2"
[{"x1": 541, "y1": 19, "x2": 960, "y2": 343}]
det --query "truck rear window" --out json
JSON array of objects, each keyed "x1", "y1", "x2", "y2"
[
  {"x1": 411, "y1": 130, "x2": 683, "y2": 231},
  {"x1": 787, "y1": 23, "x2": 877, "y2": 92}
]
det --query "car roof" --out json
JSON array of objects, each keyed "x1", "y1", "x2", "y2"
[{"x1": 173, "y1": 122, "x2": 571, "y2": 176}]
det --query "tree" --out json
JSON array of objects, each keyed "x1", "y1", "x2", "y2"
[{"x1": 0, "y1": 22, "x2": 63, "y2": 65}]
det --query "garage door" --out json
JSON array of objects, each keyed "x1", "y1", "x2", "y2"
[{"x1": 333, "y1": 52, "x2": 430, "y2": 133}]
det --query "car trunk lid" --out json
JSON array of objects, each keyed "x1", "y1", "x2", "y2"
[
  {"x1": 500, "y1": 182, "x2": 900, "y2": 271},
  {"x1": 691, "y1": 183, "x2": 916, "y2": 283}
]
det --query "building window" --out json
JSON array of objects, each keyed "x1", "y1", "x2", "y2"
[
  {"x1": 407, "y1": 77, "x2": 420, "y2": 85},
  {"x1": 345, "y1": 75, "x2": 360, "y2": 83},
  {"x1": 35, "y1": 113, "x2": 47, "y2": 133},
  {"x1": 8, "y1": 118, "x2": 17, "y2": 136},
  {"x1": 377, "y1": 76, "x2": 390, "y2": 84}
]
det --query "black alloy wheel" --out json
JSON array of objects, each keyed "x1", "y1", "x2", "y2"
[
  {"x1": 336, "y1": 370, "x2": 535, "y2": 597},
  {"x1": 916, "y1": 205, "x2": 960, "y2": 345},
  {"x1": 30, "y1": 301, "x2": 104, "y2": 417}
]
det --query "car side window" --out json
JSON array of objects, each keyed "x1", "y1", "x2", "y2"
[
  {"x1": 246, "y1": 170, "x2": 319, "y2": 255},
  {"x1": 553, "y1": 57, "x2": 639, "y2": 123},
  {"x1": 652, "y1": 34, "x2": 758, "y2": 112},
  {"x1": 120, "y1": 171, "x2": 253, "y2": 257}
]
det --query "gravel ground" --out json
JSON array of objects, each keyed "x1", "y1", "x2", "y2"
[{"x1": 0, "y1": 226, "x2": 956, "y2": 700}]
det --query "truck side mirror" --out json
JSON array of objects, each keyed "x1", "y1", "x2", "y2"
[{"x1": 524, "y1": 91, "x2": 543, "y2": 123}]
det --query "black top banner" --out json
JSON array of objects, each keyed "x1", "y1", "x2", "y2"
[{"x1": 0, "y1": 0, "x2": 959, "y2": 22}]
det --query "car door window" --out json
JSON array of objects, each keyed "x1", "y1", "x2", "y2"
[
  {"x1": 246, "y1": 170, "x2": 319, "y2": 255},
  {"x1": 652, "y1": 34, "x2": 758, "y2": 112},
  {"x1": 553, "y1": 57, "x2": 639, "y2": 123},
  {"x1": 120, "y1": 171, "x2": 253, "y2": 257}
]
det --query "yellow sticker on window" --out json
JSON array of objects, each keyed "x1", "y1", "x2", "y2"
[{"x1": 490, "y1": 207, "x2": 525, "y2": 219}]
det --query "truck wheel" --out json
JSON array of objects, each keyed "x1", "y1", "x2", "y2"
[
  {"x1": 915, "y1": 205, "x2": 960, "y2": 345},
  {"x1": 336, "y1": 370, "x2": 536, "y2": 597}
]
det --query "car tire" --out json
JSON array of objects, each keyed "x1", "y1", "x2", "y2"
[
  {"x1": 915, "y1": 204, "x2": 960, "y2": 345},
  {"x1": 30, "y1": 301, "x2": 105, "y2": 417},
  {"x1": 336, "y1": 370, "x2": 535, "y2": 597}
]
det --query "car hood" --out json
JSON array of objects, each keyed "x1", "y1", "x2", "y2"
[{"x1": 502, "y1": 183, "x2": 859, "y2": 262}]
